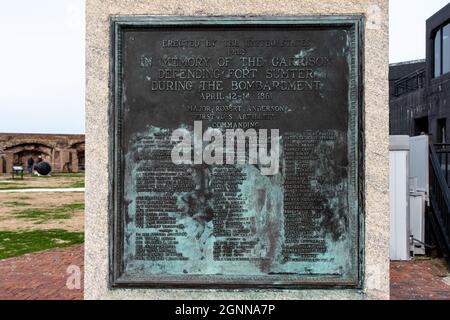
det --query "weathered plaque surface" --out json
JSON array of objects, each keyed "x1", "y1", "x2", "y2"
[{"x1": 110, "y1": 16, "x2": 364, "y2": 288}]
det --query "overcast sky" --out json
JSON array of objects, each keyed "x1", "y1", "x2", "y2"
[
  {"x1": 0, "y1": 0, "x2": 84, "y2": 134},
  {"x1": 390, "y1": 0, "x2": 449, "y2": 63},
  {"x1": 0, "y1": 0, "x2": 449, "y2": 134}
]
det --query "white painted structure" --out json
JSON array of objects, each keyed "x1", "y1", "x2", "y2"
[
  {"x1": 409, "y1": 135, "x2": 429, "y2": 255},
  {"x1": 410, "y1": 135, "x2": 429, "y2": 199},
  {"x1": 389, "y1": 136, "x2": 410, "y2": 260},
  {"x1": 410, "y1": 192, "x2": 426, "y2": 255}
]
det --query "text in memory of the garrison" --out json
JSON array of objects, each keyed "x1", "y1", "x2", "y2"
[{"x1": 110, "y1": 17, "x2": 363, "y2": 288}]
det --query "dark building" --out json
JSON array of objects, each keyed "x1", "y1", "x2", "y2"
[{"x1": 390, "y1": 3, "x2": 450, "y2": 142}]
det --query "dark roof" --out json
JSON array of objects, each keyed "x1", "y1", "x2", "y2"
[{"x1": 389, "y1": 60, "x2": 426, "y2": 81}]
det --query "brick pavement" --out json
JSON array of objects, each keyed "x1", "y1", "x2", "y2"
[
  {"x1": 390, "y1": 258, "x2": 450, "y2": 300},
  {"x1": 0, "y1": 245, "x2": 83, "y2": 300},
  {"x1": 0, "y1": 245, "x2": 449, "y2": 300}
]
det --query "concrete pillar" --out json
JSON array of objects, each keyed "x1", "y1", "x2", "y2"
[
  {"x1": 61, "y1": 150, "x2": 71, "y2": 172},
  {"x1": 4, "y1": 152, "x2": 14, "y2": 174},
  {"x1": 72, "y1": 150, "x2": 79, "y2": 173},
  {"x1": 51, "y1": 149, "x2": 55, "y2": 172},
  {"x1": 59, "y1": 152, "x2": 64, "y2": 173}
]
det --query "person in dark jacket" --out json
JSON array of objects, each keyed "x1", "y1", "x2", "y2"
[{"x1": 27, "y1": 157, "x2": 34, "y2": 176}]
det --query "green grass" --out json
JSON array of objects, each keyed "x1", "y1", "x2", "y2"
[
  {"x1": 3, "y1": 201, "x2": 31, "y2": 207},
  {"x1": 0, "y1": 183, "x2": 20, "y2": 190},
  {"x1": 0, "y1": 229, "x2": 84, "y2": 260},
  {"x1": 6, "y1": 173, "x2": 84, "y2": 179},
  {"x1": 63, "y1": 203, "x2": 84, "y2": 210},
  {"x1": 0, "y1": 173, "x2": 85, "y2": 190},
  {"x1": 14, "y1": 202, "x2": 85, "y2": 223},
  {"x1": 68, "y1": 180, "x2": 85, "y2": 188},
  {"x1": 0, "y1": 184, "x2": 84, "y2": 190},
  {"x1": 51, "y1": 173, "x2": 85, "y2": 178},
  {"x1": 0, "y1": 185, "x2": 54, "y2": 190}
]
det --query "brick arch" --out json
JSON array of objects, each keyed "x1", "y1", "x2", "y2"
[
  {"x1": 5, "y1": 142, "x2": 54, "y2": 155},
  {"x1": 70, "y1": 141, "x2": 85, "y2": 150},
  {"x1": 4, "y1": 140, "x2": 55, "y2": 150},
  {"x1": 5, "y1": 143, "x2": 54, "y2": 167}
]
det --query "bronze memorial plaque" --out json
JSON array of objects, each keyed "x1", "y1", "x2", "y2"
[{"x1": 109, "y1": 16, "x2": 364, "y2": 288}]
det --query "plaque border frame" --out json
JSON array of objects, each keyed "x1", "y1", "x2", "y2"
[{"x1": 108, "y1": 16, "x2": 365, "y2": 289}]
